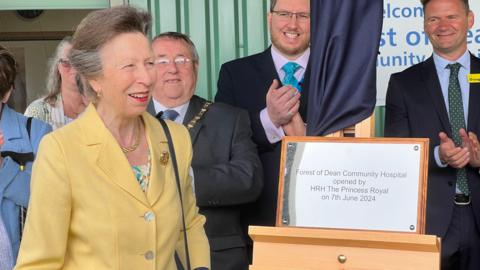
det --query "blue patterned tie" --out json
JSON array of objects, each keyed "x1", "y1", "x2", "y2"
[
  {"x1": 447, "y1": 63, "x2": 469, "y2": 195},
  {"x1": 161, "y1": 110, "x2": 179, "y2": 121},
  {"x1": 282, "y1": 62, "x2": 301, "y2": 92}
]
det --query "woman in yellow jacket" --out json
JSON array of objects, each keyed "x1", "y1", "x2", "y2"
[{"x1": 15, "y1": 6, "x2": 210, "y2": 270}]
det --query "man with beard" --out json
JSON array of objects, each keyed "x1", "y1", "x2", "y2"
[{"x1": 215, "y1": 0, "x2": 310, "y2": 228}]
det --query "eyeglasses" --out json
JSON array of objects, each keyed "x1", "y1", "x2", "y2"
[
  {"x1": 271, "y1": 10, "x2": 310, "y2": 21},
  {"x1": 59, "y1": 58, "x2": 71, "y2": 67},
  {"x1": 155, "y1": 56, "x2": 193, "y2": 66}
]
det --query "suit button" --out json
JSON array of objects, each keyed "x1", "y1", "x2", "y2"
[
  {"x1": 145, "y1": 251, "x2": 154, "y2": 260},
  {"x1": 448, "y1": 181, "x2": 453, "y2": 186},
  {"x1": 144, "y1": 211, "x2": 155, "y2": 222}
]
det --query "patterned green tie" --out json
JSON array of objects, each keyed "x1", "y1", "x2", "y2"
[{"x1": 447, "y1": 63, "x2": 469, "y2": 195}]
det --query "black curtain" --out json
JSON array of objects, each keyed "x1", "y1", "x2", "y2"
[{"x1": 306, "y1": 0, "x2": 383, "y2": 136}]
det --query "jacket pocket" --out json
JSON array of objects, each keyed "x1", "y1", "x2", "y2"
[{"x1": 209, "y1": 234, "x2": 245, "y2": 251}]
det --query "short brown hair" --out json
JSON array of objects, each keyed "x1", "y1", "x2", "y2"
[
  {"x1": 270, "y1": 0, "x2": 278, "y2": 11},
  {"x1": 421, "y1": 0, "x2": 469, "y2": 12},
  {"x1": 0, "y1": 45, "x2": 17, "y2": 100},
  {"x1": 69, "y1": 6, "x2": 151, "y2": 102}
]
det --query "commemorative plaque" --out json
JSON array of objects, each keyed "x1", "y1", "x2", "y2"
[{"x1": 276, "y1": 137, "x2": 429, "y2": 233}]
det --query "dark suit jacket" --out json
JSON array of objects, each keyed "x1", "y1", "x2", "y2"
[
  {"x1": 215, "y1": 47, "x2": 308, "y2": 227},
  {"x1": 149, "y1": 95, "x2": 263, "y2": 270},
  {"x1": 385, "y1": 54, "x2": 480, "y2": 237},
  {"x1": 215, "y1": 49, "x2": 281, "y2": 226}
]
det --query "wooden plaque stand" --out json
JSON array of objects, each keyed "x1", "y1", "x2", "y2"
[
  {"x1": 249, "y1": 226, "x2": 441, "y2": 270},
  {"x1": 325, "y1": 115, "x2": 375, "y2": 137},
  {"x1": 248, "y1": 115, "x2": 439, "y2": 269}
]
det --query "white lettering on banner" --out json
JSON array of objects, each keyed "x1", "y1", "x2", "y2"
[
  {"x1": 383, "y1": 3, "x2": 424, "y2": 19},
  {"x1": 376, "y1": 1, "x2": 480, "y2": 105}
]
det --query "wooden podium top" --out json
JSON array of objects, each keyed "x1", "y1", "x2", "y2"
[
  {"x1": 249, "y1": 226, "x2": 441, "y2": 269},
  {"x1": 249, "y1": 226, "x2": 440, "y2": 253}
]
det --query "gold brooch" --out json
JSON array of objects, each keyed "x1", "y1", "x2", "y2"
[{"x1": 160, "y1": 151, "x2": 169, "y2": 165}]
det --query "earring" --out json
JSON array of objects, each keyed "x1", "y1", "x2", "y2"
[{"x1": 96, "y1": 91, "x2": 103, "y2": 98}]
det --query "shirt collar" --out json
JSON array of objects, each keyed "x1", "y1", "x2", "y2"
[
  {"x1": 433, "y1": 50, "x2": 470, "y2": 74},
  {"x1": 152, "y1": 98, "x2": 189, "y2": 118},
  {"x1": 271, "y1": 45, "x2": 310, "y2": 72}
]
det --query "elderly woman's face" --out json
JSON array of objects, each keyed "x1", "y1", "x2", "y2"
[
  {"x1": 91, "y1": 32, "x2": 156, "y2": 118},
  {"x1": 58, "y1": 44, "x2": 78, "y2": 88}
]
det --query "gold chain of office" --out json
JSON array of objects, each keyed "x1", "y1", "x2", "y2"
[{"x1": 186, "y1": 101, "x2": 211, "y2": 130}]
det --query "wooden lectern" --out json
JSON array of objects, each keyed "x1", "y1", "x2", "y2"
[{"x1": 249, "y1": 226, "x2": 441, "y2": 270}]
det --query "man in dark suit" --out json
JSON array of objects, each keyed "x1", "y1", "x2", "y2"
[
  {"x1": 149, "y1": 32, "x2": 263, "y2": 270},
  {"x1": 215, "y1": 0, "x2": 310, "y2": 228},
  {"x1": 385, "y1": 0, "x2": 480, "y2": 269}
]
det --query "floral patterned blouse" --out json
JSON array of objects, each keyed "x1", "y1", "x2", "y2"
[{"x1": 132, "y1": 153, "x2": 151, "y2": 193}]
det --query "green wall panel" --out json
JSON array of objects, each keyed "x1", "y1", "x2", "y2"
[
  {"x1": 129, "y1": 0, "x2": 387, "y2": 136},
  {"x1": 0, "y1": 0, "x2": 109, "y2": 10},
  {"x1": 129, "y1": 0, "x2": 270, "y2": 101},
  {"x1": 1, "y1": 0, "x2": 386, "y2": 134},
  {"x1": 375, "y1": 106, "x2": 385, "y2": 137}
]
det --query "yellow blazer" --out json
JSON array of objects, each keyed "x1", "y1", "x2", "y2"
[{"x1": 15, "y1": 105, "x2": 210, "y2": 270}]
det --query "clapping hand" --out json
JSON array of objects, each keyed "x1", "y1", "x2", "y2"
[
  {"x1": 438, "y1": 131, "x2": 470, "y2": 168},
  {"x1": 282, "y1": 112, "x2": 306, "y2": 136},
  {"x1": 465, "y1": 130, "x2": 480, "y2": 167},
  {"x1": 266, "y1": 79, "x2": 300, "y2": 127},
  {"x1": 438, "y1": 129, "x2": 480, "y2": 168}
]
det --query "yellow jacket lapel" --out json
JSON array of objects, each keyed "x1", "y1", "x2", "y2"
[
  {"x1": 81, "y1": 105, "x2": 150, "y2": 207},
  {"x1": 144, "y1": 113, "x2": 170, "y2": 205}
]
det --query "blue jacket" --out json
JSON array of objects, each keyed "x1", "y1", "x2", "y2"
[{"x1": 0, "y1": 105, "x2": 51, "y2": 262}]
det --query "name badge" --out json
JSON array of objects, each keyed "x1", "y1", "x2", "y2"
[{"x1": 468, "y1": 74, "x2": 480, "y2": 83}]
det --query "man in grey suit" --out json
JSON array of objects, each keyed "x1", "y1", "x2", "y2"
[{"x1": 149, "y1": 32, "x2": 263, "y2": 270}]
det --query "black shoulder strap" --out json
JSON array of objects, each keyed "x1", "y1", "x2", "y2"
[
  {"x1": 158, "y1": 119, "x2": 192, "y2": 270},
  {"x1": 1, "y1": 117, "x2": 36, "y2": 166},
  {"x1": 26, "y1": 117, "x2": 33, "y2": 139},
  {"x1": 0, "y1": 151, "x2": 34, "y2": 166}
]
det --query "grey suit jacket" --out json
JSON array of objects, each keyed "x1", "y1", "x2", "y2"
[{"x1": 149, "y1": 95, "x2": 263, "y2": 270}]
